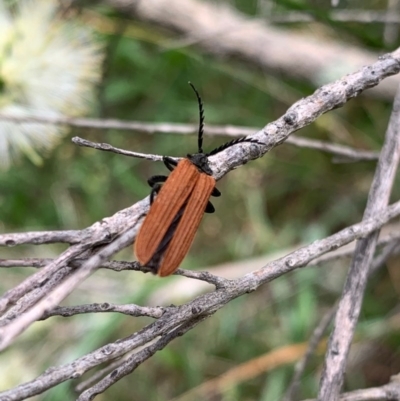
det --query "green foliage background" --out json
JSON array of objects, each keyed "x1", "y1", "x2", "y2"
[{"x1": 1, "y1": 1, "x2": 400, "y2": 400}]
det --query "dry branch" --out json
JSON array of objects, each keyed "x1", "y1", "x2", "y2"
[
  {"x1": 304, "y1": 379, "x2": 400, "y2": 401},
  {"x1": 283, "y1": 238, "x2": 400, "y2": 401},
  {"x1": 318, "y1": 82, "x2": 400, "y2": 401},
  {"x1": 270, "y1": 10, "x2": 400, "y2": 24},
  {"x1": 2, "y1": 200, "x2": 400, "y2": 400},
  {"x1": 0, "y1": 113, "x2": 379, "y2": 162},
  {"x1": 1, "y1": 53, "x2": 400, "y2": 400}
]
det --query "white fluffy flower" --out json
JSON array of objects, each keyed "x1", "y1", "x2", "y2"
[{"x1": 0, "y1": 0, "x2": 103, "y2": 168}]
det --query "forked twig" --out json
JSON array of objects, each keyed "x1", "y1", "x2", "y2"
[{"x1": 1, "y1": 53, "x2": 400, "y2": 400}]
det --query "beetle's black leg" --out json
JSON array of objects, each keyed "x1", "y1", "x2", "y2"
[
  {"x1": 163, "y1": 156, "x2": 179, "y2": 172},
  {"x1": 148, "y1": 175, "x2": 167, "y2": 188},
  {"x1": 205, "y1": 201, "x2": 215, "y2": 213},
  {"x1": 147, "y1": 176, "x2": 168, "y2": 205},
  {"x1": 204, "y1": 186, "x2": 221, "y2": 212},
  {"x1": 212, "y1": 187, "x2": 221, "y2": 197},
  {"x1": 150, "y1": 183, "x2": 163, "y2": 205},
  {"x1": 205, "y1": 187, "x2": 220, "y2": 212}
]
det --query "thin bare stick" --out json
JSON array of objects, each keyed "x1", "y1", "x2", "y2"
[
  {"x1": 0, "y1": 225, "x2": 140, "y2": 351},
  {"x1": 173, "y1": 269, "x2": 229, "y2": 288},
  {"x1": 76, "y1": 315, "x2": 207, "y2": 400},
  {"x1": 0, "y1": 230, "x2": 83, "y2": 246},
  {"x1": 2, "y1": 54, "x2": 400, "y2": 400},
  {"x1": 0, "y1": 199, "x2": 148, "y2": 315},
  {"x1": 282, "y1": 307, "x2": 336, "y2": 401},
  {"x1": 74, "y1": 354, "x2": 129, "y2": 393},
  {"x1": 244, "y1": 200, "x2": 400, "y2": 287},
  {"x1": 0, "y1": 258, "x2": 53, "y2": 268},
  {"x1": 2, "y1": 202, "x2": 400, "y2": 400},
  {"x1": 2, "y1": 198, "x2": 400, "y2": 354},
  {"x1": 303, "y1": 379, "x2": 400, "y2": 401},
  {"x1": 0, "y1": 265, "x2": 74, "y2": 327},
  {"x1": 0, "y1": 293, "x2": 220, "y2": 400},
  {"x1": 0, "y1": 258, "x2": 143, "y2": 273},
  {"x1": 40, "y1": 303, "x2": 165, "y2": 320},
  {"x1": 0, "y1": 113, "x2": 202, "y2": 132},
  {"x1": 317, "y1": 85, "x2": 400, "y2": 400},
  {"x1": 72, "y1": 136, "x2": 168, "y2": 162},
  {"x1": 270, "y1": 10, "x2": 400, "y2": 24},
  {"x1": 285, "y1": 136, "x2": 379, "y2": 162},
  {"x1": 282, "y1": 238, "x2": 399, "y2": 401},
  {"x1": 0, "y1": 244, "x2": 90, "y2": 314},
  {"x1": 310, "y1": 232, "x2": 400, "y2": 266},
  {"x1": 0, "y1": 114, "x2": 379, "y2": 162},
  {"x1": 74, "y1": 135, "x2": 379, "y2": 163},
  {"x1": 370, "y1": 238, "x2": 400, "y2": 276},
  {"x1": 3, "y1": 231, "x2": 400, "y2": 271}
]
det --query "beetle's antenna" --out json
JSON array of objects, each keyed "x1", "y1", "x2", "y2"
[
  {"x1": 188, "y1": 82, "x2": 204, "y2": 153},
  {"x1": 206, "y1": 137, "x2": 264, "y2": 156}
]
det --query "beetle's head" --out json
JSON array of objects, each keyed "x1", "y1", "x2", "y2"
[{"x1": 187, "y1": 153, "x2": 213, "y2": 176}]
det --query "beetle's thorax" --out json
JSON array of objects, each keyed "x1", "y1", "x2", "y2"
[{"x1": 186, "y1": 153, "x2": 213, "y2": 175}]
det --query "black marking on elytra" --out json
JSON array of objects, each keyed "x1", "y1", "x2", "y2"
[{"x1": 146, "y1": 206, "x2": 185, "y2": 273}]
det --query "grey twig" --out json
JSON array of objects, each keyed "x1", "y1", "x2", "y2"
[
  {"x1": 0, "y1": 258, "x2": 143, "y2": 271},
  {"x1": 2, "y1": 201, "x2": 400, "y2": 400},
  {"x1": 283, "y1": 238, "x2": 400, "y2": 401},
  {"x1": 285, "y1": 136, "x2": 379, "y2": 163},
  {"x1": 0, "y1": 258, "x2": 53, "y2": 268},
  {"x1": 74, "y1": 355, "x2": 129, "y2": 393},
  {"x1": 0, "y1": 200, "x2": 147, "y2": 314},
  {"x1": 173, "y1": 269, "x2": 230, "y2": 289},
  {"x1": 77, "y1": 315, "x2": 208, "y2": 401},
  {"x1": 1, "y1": 54, "x2": 400, "y2": 400},
  {"x1": 317, "y1": 85, "x2": 400, "y2": 400},
  {"x1": 3, "y1": 231, "x2": 400, "y2": 271},
  {"x1": 72, "y1": 136, "x2": 168, "y2": 162},
  {"x1": 283, "y1": 306, "x2": 337, "y2": 401},
  {"x1": 309, "y1": 232, "x2": 400, "y2": 267},
  {"x1": 0, "y1": 258, "x2": 228, "y2": 288},
  {"x1": 210, "y1": 53, "x2": 399, "y2": 179},
  {"x1": 0, "y1": 265, "x2": 74, "y2": 327},
  {"x1": 270, "y1": 10, "x2": 400, "y2": 24},
  {"x1": 304, "y1": 379, "x2": 400, "y2": 401},
  {"x1": 0, "y1": 114, "x2": 379, "y2": 162},
  {"x1": 245, "y1": 200, "x2": 400, "y2": 287},
  {"x1": 74, "y1": 134, "x2": 379, "y2": 163},
  {"x1": 0, "y1": 230, "x2": 83, "y2": 246},
  {"x1": 73, "y1": 54, "x2": 400, "y2": 182},
  {"x1": 2, "y1": 202, "x2": 400, "y2": 401},
  {"x1": 0, "y1": 244, "x2": 90, "y2": 314},
  {"x1": 369, "y1": 238, "x2": 400, "y2": 276},
  {"x1": 40, "y1": 303, "x2": 166, "y2": 320},
  {"x1": 0, "y1": 113, "x2": 202, "y2": 132},
  {"x1": 0, "y1": 225, "x2": 140, "y2": 351}
]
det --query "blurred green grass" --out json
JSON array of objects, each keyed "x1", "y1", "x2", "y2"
[{"x1": 2, "y1": 1, "x2": 400, "y2": 400}]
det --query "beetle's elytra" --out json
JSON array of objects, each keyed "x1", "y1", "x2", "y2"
[{"x1": 134, "y1": 83, "x2": 262, "y2": 276}]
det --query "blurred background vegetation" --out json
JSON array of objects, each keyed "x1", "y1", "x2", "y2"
[{"x1": 1, "y1": 0, "x2": 400, "y2": 400}]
